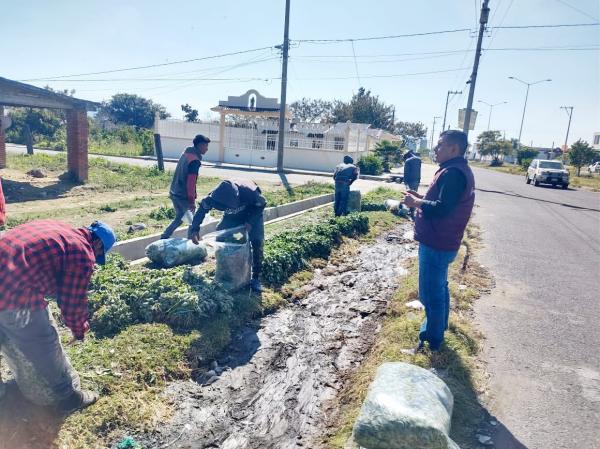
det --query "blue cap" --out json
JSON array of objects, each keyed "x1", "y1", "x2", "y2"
[{"x1": 88, "y1": 221, "x2": 117, "y2": 265}]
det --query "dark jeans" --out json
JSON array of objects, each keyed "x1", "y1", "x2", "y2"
[
  {"x1": 0, "y1": 308, "x2": 81, "y2": 405},
  {"x1": 217, "y1": 212, "x2": 264, "y2": 280},
  {"x1": 418, "y1": 243, "x2": 458, "y2": 351},
  {"x1": 334, "y1": 183, "x2": 350, "y2": 217},
  {"x1": 161, "y1": 196, "x2": 193, "y2": 239}
]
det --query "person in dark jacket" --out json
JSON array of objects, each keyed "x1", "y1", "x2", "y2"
[
  {"x1": 402, "y1": 150, "x2": 422, "y2": 217},
  {"x1": 403, "y1": 130, "x2": 475, "y2": 352},
  {"x1": 190, "y1": 179, "x2": 266, "y2": 293},
  {"x1": 161, "y1": 134, "x2": 210, "y2": 239},
  {"x1": 333, "y1": 155, "x2": 359, "y2": 216}
]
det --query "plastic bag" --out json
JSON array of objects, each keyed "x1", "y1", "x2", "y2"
[
  {"x1": 384, "y1": 199, "x2": 409, "y2": 217},
  {"x1": 353, "y1": 362, "x2": 459, "y2": 449},
  {"x1": 204, "y1": 227, "x2": 251, "y2": 291},
  {"x1": 145, "y1": 238, "x2": 208, "y2": 268},
  {"x1": 347, "y1": 189, "x2": 362, "y2": 213}
]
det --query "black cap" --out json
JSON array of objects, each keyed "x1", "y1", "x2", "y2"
[
  {"x1": 343, "y1": 155, "x2": 354, "y2": 164},
  {"x1": 193, "y1": 134, "x2": 211, "y2": 146}
]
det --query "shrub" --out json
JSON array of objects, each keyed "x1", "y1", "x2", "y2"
[
  {"x1": 357, "y1": 154, "x2": 384, "y2": 175},
  {"x1": 149, "y1": 205, "x2": 176, "y2": 220},
  {"x1": 262, "y1": 213, "x2": 369, "y2": 286}
]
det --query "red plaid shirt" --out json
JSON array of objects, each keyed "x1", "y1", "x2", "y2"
[{"x1": 0, "y1": 220, "x2": 96, "y2": 339}]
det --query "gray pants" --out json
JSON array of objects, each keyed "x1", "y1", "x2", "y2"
[
  {"x1": 161, "y1": 196, "x2": 193, "y2": 239},
  {"x1": 218, "y1": 212, "x2": 264, "y2": 280},
  {"x1": 0, "y1": 308, "x2": 80, "y2": 405}
]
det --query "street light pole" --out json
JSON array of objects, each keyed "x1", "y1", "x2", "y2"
[
  {"x1": 508, "y1": 76, "x2": 552, "y2": 150},
  {"x1": 442, "y1": 90, "x2": 462, "y2": 131},
  {"x1": 478, "y1": 100, "x2": 508, "y2": 131}
]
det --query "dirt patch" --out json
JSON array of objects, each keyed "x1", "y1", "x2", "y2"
[{"x1": 133, "y1": 224, "x2": 415, "y2": 449}]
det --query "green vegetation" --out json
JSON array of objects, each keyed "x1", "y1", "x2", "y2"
[
  {"x1": 568, "y1": 139, "x2": 595, "y2": 176},
  {"x1": 373, "y1": 139, "x2": 403, "y2": 172},
  {"x1": 262, "y1": 213, "x2": 369, "y2": 286},
  {"x1": 357, "y1": 154, "x2": 384, "y2": 175}
]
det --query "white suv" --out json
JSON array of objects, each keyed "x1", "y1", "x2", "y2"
[{"x1": 526, "y1": 159, "x2": 569, "y2": 189}]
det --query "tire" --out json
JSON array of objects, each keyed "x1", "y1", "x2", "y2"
[
  {"x1": 562, "y1": 184, "x2": 569, "y2": 189},
  {"x1": 533, "y1": 176, "x2": 540, "y2": 187},
  {"x1": 526, "y1": 175, "x2": 531, "y2": 184}
]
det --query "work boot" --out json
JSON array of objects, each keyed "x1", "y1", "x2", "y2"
[
  {"x1": 250, "y1": 279, "x2": 263, "y2": 293},
  {"x1": 58, "y1": 390, "x2": 99, "y2": 414}
]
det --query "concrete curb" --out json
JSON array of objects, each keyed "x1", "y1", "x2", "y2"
[{"x1": 112, "y1": 193, "x2": 335, "y2": 261}]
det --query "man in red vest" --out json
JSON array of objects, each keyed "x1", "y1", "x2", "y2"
[
  {"x1": 403, "y1": 130, "x2": 475, "y2": 352},
  {"x1": 161, "y1": 134, "x2": 210, "y2": 239}
]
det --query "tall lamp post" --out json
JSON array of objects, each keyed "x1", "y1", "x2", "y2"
[
  {"x1": 430, "y1": 116, "x2": 441, "y2": 153},
  {"x1": 477, "y1": 100, "x2": 508, "y2": 131},
  {"x1": 508, "y1": 76, "x2": 551, "y2": 148}
]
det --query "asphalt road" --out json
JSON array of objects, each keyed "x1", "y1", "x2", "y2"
[{"x1": 472, "y1": 167, "x2": 600, "y2": 449}]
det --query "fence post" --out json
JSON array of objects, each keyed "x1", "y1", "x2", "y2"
[{"x1": 153, "y1": 133, "x2": 164, "y2": 171}]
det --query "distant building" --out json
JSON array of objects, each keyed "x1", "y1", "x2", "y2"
[{"x1": 592, "y1": 132, "x2": 600, "y2": 151}]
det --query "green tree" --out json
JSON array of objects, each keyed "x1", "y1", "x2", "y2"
[
  {"x1": 394, "y1": 121, "x2": 427, "y2": 140},
  {"x1": 477, "y1": 130, "x2": 512, "y2": 165},
  {"x1": 6, "y1": 108, "x2": 64, "y2": 146},
  {"x1": 517, "y1": 146, "x2": 538, "y2": 164},
  {"x1": 332, "y1": 87, "x2": 395, "y2": 131},
  {"x1": 568, "y1": 139, "x2": 595, "y2": 176},
  {"x1": 373, "y1": 139, "x2": 402, "y2": 172},
  {"x1": 101, "y1": 93, "x2": 170, "y2": 128},
  {"x1": 289, "y1": 98, "x2": 334, "y2": 123},
  {"x1": 181, "y1": 104, "x2": 199, "y2": 122}
]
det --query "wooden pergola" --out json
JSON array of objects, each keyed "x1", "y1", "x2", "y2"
[{"x1": 0, "y1": 76, "x2": 99, "y2": 181}]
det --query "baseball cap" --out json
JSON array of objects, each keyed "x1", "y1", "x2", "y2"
[
  {"x1": 88, "y1": 221, "x2": 117, "y2": 265},
  {"x1": 193, "y1": 134, "x2": 211, "y2": 146}
]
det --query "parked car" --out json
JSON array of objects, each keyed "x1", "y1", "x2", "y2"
[
  {"x1": 526, "y1": 159, "x2": 569, "y2": 189},
  {"x1": 588, "y1": 162, "x2": 600, "y2": 174}
]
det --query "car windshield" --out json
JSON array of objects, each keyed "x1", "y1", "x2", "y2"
[{"x1": 539, "y1": 161, "x2": 563, "y2": 169}]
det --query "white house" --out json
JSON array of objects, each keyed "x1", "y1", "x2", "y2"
[{"x1": 156, "y1": 89, "x2": 401, "y2": 172}]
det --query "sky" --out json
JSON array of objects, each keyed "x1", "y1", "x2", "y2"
[{"x1": 3, "y1": 0, "x2": 599, "y2": 148}]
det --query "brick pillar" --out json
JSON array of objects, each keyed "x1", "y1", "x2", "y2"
[
  {"x1": 0, "y1": 106, "x2": 6, "y2": 169},
  {"x1": 66, "y1": 109, "x2": 88, "y2": 181}
]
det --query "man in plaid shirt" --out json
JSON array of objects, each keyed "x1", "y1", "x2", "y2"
[{"x1": 0, "y1": 219, "x2": 116, "y2": 413}]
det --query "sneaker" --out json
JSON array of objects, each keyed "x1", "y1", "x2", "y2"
[
  {"x1": 59, "y1": 390, "x2": 98, "y2": 414},
  {"x1": 250, "y1": 279, "x2": 263, "y2": 293},
  {"x1": 400, "y1": 341, "x2": 425, "y2": 356}
]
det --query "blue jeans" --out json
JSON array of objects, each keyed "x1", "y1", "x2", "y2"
[
  {"x1": 334, "y1": 183, "x2": 350, "y2": 216},
  {"x1": 418, "y1": 243, "x2": 458, "y2": 351}
]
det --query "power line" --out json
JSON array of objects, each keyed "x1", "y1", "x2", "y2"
[
  {"x1": 294, "y1": 67, "x2": 469, "y2": 81},
  {"x1": 554, "y1": 0, "x2": 599, "y2": 22},
  {"x1": 295, "y1": 28, "x2": 471, "y2": 43},
  {"x1": 295, "y1": 22, "x2": 598, "y2": 44},
  {"x1": 21, "y1": 46, "x2": 275, "y2": 81}
]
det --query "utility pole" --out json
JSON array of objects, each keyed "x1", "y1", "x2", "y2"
[
  {"x1": 463, "y1": 0, "x2": 490, "y2": 139},
  {"x1": 560, "y1": 106, "x2": 574, "y2": 152},
  {"x1": 442, "y1": 90, "x2": 462, "y2": 131},
  {"x1": 430, "y1": 116, "x2": 441, "y2": 151},
  {"x1": 276, "y1": 0, "x2": 291, "y2": 172}
]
